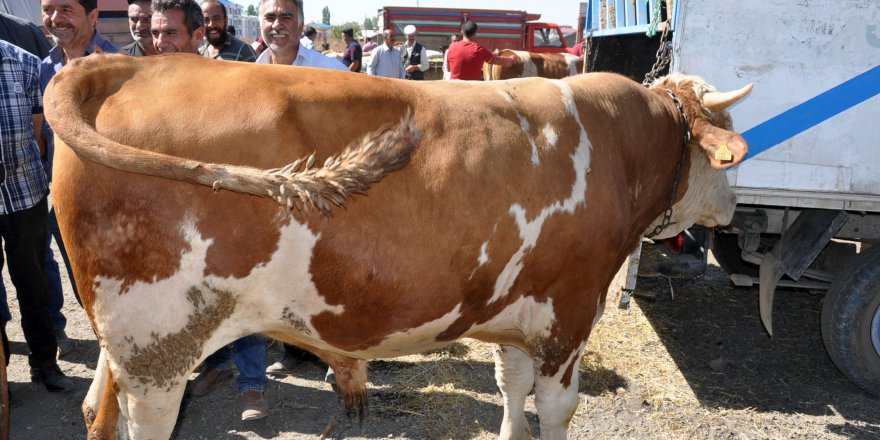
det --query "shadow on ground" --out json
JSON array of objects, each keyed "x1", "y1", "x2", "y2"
[
  {"x1": 634, "y1": 265, "x2": 880, "y2": 428},
  {"x1": 173, "y1": 356, "x2": 511, "y2": 439}
]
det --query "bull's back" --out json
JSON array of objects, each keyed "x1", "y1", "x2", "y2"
[{"x1": 51, "y1": 56, "x2": 650, "y2": 356}]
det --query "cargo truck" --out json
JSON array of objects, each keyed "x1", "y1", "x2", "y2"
[
  {"x1": 582, "y1": 0, "x2": 880, "y2": 397},
  {"x1": 377, "y1": 6, "x2": 569, "y2": 53}
]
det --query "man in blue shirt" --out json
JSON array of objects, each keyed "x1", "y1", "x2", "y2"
[
  {"x1": 40, "y1": 0, "x2": 119, "y2": 353},
  {"x1": 0, "y1": 39, "x2": 74, "y2": 393},
  {"x1": 341, "y1": 27, "x2": 361, "y2": 73}
]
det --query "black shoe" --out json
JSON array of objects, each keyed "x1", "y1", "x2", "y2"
[
  {"x1": 55, "y1": 329, "x2": 73, "y2": 356},
  {"x1": 54, "y1": 329, "x2": 71, "y2": 345},
  {"x1": 30, "y1": 365, "x2": 75, "y2": 393}
]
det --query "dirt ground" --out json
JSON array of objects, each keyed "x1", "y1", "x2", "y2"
[{"x1": 4, "y1": 242, "x2": 880, "y2": 439}]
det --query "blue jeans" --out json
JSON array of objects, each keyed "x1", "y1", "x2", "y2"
[
  {"x1": 44, "y1": 208, "x2": 80, "y2": 331},
  {"x1": 0, "y1": 283, "x2": 10, "y2": 323},
  {"x1": 204, "y1": 334, "x2": 267, "y2": 394},
  {"x1": 1, "y1": 208, "x2": 77, "y2": 330}
]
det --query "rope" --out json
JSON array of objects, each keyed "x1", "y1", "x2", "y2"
[{"x1": 646, "y1": 0, "x2": 663, "y2": 37}]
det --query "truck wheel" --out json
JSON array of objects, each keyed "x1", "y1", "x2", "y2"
[
  {"x1": 711, "y1": 231, "x2": 758, "y2": 276},
  {"x1": 821, "y1": 245, "x2": 880, "y2": 397}
]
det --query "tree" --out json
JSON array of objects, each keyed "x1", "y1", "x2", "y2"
[
  {"x1": 322, "y1": 6, "x2": 330, "y2": 25},
  {"x1": 363, "y1": 17, "x2": 373, "y2": 30},
  {"x1": 246, "y1": 4, "x2": 256, "y2": 16},
  {"x1": 331, "y1": 22, "x2": 361, "y2": 40}
]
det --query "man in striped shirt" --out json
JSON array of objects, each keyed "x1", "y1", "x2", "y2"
[{"x1": 199, "y1": 0, "x2": 256, "y2": 62}]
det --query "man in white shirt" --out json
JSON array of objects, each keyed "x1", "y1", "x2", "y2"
[
  {"x1": 256, "y1": 0, "x2": 346, "y2": 395},
  {"x1": 367, "y1": 29, "x2": 404, "y2": 79},
  {"x1": 299, "y1": 25, "x2": 316, "y2": 50},
  {"x1": 257, "y1": 0, "x2": 344, "y2": 69},
  {"x1": 442, "y1": 33, "x2": 461, "y2": 80},
  {"x1": 401, "y1": 24, "x2": 429, "y2": 80}
]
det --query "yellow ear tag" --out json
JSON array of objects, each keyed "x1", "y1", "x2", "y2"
[{"x1": 715, "y1": 141, "x2": 734, "y2": 161}]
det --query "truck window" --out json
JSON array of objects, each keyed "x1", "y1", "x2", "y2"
[{"x1": 533, "y1": 28, "x2": 563, "y2": 48}]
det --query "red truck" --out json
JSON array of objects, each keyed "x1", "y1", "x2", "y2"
[{"x1": 377, "y1": 6, "x2": 569, "y2": 53}]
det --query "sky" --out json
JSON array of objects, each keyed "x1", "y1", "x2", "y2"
[{"x1": 242, "y1": 1, "x2": 579, "y2": 28}]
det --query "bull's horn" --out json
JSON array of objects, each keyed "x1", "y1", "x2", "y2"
[{"x1": 703, "y1": 83, "x2": 754, "y2": 112}]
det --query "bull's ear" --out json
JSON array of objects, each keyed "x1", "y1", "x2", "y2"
[{"x1": 695, "y1": 121, "x2": 749, "y2": 169}]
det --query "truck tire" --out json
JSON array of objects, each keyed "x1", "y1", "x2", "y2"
[
  {"x1": 821, "y1": 245, "x2": 880, "y2": 397},
  {"x1": 711, "y1": 231, "x2": 758, "y2": 276}
]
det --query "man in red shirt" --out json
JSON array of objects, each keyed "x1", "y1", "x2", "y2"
[{"x1": 446, "y1": 20, "x2": 516, "y2": 80}]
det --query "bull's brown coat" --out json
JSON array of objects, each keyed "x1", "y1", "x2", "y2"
[{"x1": 45, "y1": 53, "x2": 747, "y2": 439}]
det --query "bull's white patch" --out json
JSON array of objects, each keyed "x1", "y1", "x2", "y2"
[
  {"x1": 489, "y1": 81, "x2": 592, "y2": 304},
  {"x1": 478, "y1": 241, "x2": 490, "y2": 266},
  {"x1": 83, "y1": 348, "x2": 109, "y2": 427},
  {"x1": 517, "y1": 113, "x2": 541, "y2": 165},
  {"x1": 497, "y1": 89, "x2": 514, "y2": 103},
  {"x1": 592, "y1": 293, "x2": 605, "y2": 328},
  {"x1": 543, "y1": 123, "x2": 558, "y2": 150},
  {"x1": 533, "y1": 341, "x2": 587, "y2": 438},
  {"x1": 644, "y1": 148, "x2": 736, "y2": 239},
  {"x1": 92, "y1": 217, "x2": 214, "y2": 350},
  {"x1": 93, "y1": 215, "x2": 341, "y2": 382},
  {"x1": 341, "y1": 304, "x2": 465, "y2": 357},
  {"x1": 116, "y1": 391, "x2": 131, "y2": 440},
  {"x1": 341, "y1": 295, "x2": 556, "y2": 358},
  {"x1": 469, "y1": 241, "x2": 492, "y2": 281},
  {"x1": 564, "y1": 54, "x2": 580, "y2": 77},
  {"x1": 483, "y1": 295, "x2": 556, "y2": 339},
  {"x1": 520, "y1": 53, "x2": 538, "y2": 78}
]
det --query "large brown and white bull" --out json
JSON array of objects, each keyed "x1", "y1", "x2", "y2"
[
  {"x1": 44, "y1": 53, "x2": 750, "y2": 439},
  {"x1": 483, "y1": 49, "x2": 584, "y2": 80}
]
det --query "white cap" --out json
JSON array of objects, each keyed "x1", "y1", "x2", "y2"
[{"x1": 404, "y1": 25, "x2": 417, "y2": 35}]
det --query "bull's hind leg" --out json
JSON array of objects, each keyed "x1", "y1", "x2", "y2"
[
  {"x1": 84, "y1": 347, "x2": 109, "y2": 429},
  {"x1": 86, "y1": 348, "x2": 126, "y2": 440},
  {"x1": 117, "y1": 374, "x2": 188, "y2": 439},
  {"x1": 533, "y1": 343, "x2": 586, "y2": 440},
  {"x1": 494, "y1": 345, "x2": 535, "y2": 440}
]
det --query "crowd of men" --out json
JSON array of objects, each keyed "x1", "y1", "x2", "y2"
[{"x1": 0, "y1": 0, "x2": 516, "y2": 424}]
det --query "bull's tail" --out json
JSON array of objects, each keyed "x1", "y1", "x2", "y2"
[{"x1": 43, "y1": 54, "x2": 421, "y2": 214}]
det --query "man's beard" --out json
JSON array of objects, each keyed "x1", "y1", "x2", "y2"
[{"x1": 206, "y1": 26, "x2": 227, "y2": 46}]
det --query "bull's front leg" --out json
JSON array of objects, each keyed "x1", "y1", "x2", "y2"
[
  {"x1": 532, "y1": 342, "x2": 586, "y2": 440},
  {"x1": 493, "y1": 345, "x2": 535, "y2": 440}
]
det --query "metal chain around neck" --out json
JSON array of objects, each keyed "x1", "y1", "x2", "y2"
[{"x1": 645, "y1": 89, "x2": 692, "y2": 239}]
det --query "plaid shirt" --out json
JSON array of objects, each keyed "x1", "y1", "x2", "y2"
[
  {"x1": 40, "y1": 30, "x2": 118, "y2": 182},
  {"x1": 0, "y1": 40, "x2": 48, "y2": 214}
]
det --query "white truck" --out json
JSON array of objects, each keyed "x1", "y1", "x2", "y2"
[{"x1": 582, "y1": 0, "x2": 880, "y2": 396}]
